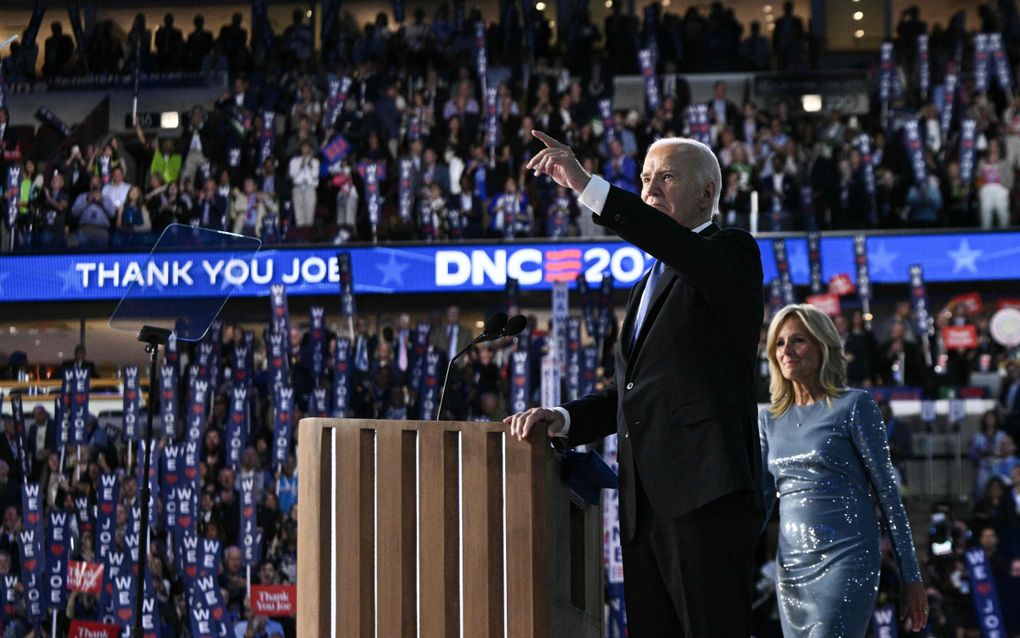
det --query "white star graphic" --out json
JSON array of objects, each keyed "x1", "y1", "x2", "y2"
[
  {"x1": 948, "y1": 239, "x2": 983, "y2": 274},
  {"x1": 55, "y1": 267, "x2": 82, "y2": 294},
  {"x1": 787, "y1": 242, "x2": 810, "y2": 279},
  {"x1": 375, "y1": 252, "x2": 410, "y2": 288},
  {"x1": 868, "y1": 242, "x2": 899, "y2": 276}
]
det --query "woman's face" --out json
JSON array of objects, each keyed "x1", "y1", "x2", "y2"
[{"x1": 774, "y1": 316, "x2": 822, "y2": 385}]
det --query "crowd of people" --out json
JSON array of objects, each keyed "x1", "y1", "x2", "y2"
[
  {"x1": 0, "y1": 290, "x2": 1017, "y2": 634},
  {"x1": 1, "y1": 2, "x2": 1019, "y2": 253}
]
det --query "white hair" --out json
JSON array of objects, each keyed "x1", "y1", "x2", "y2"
[{"x1": 646, "y1": 137, "x2": 722, "y2": 218}]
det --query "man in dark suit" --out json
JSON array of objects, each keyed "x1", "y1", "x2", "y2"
[
  {"x1": 706, "y1": 80, "x2": 741, "y2": 130},
  {"x1": 509, "y1": 131, "x2": 764, "y2": 636},
  {"x1": 59, "y1": 344, "x2": 100, "y2": 378}
]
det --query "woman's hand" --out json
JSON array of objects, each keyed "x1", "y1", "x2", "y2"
[{"x1": 900, "y1": 582, "x2": 928, "y2": 633}]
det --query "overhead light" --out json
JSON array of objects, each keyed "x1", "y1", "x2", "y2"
[
  {"x1": 306, "y1": 10, "x2": 312, "y2": 18},
  {"x1": 853, "y1": 11, "x2": 863, "y2": 20},
  {"x1": 475, "y1": 320, "x2": 485, "y2": 329},
  {"x1": 767, "y1": 23, "x2": 775, "y2": 31},
  {"x1": 764, "y1": 4, "x2": 773, "y2": 13},
  {"x1": 535, "y1": 1, "x2": 546, "y2": 10},
  {"x1": 801, "y1": 95, "x2": 822, "y2": 112},
  {"x1": 160, "y1": 111, "x2": 180, "y2": 129},
  {"x1": 549, "y1": 20, "x2": 556, "y2": 28},
  {"x1": 605, "y1": 0, "x2": 612, "y2": 7},
  {"x1": 662, "y1": 0, "x2": 671, "y2": 5},
  {"x1": 854, "y1": 29, "x2": 865, "y2": 38}
]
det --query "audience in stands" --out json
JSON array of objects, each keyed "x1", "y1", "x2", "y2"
[{"x1": 1, "y1": 2, "x2": 1018, "y2": 252}]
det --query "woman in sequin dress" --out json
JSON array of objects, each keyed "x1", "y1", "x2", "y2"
[{"x1": 759, "y1": 304, "x2": 928, "y2": 636}]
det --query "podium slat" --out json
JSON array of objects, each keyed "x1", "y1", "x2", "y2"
[
  {"x1": 419, "y1": 427, "x2": 459, "y2": 637},
  {"x1": 377, "y1": 427, "x2": 417, "y2": 637},
  {"x1": 296, "y1": 421, "x2": 331, "y2": 636},
  {"x1": 461, "y1": 428, "x2": 504, "y2": 638},
  {"x1": 336, "y1": 426, "x2": 375, "y2": 637},
  {"x1": 505, "y1": 433, "x2": 548, "y2": 637}
]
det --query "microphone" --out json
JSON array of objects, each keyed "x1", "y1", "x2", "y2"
[
  {"x1": 434, "y1": 312, "x2": 508, "y2": 421},
  {"x1": 500, "y1": 314, "x2": 528, "y2": 338}
]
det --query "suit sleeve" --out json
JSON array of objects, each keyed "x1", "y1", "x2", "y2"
[
  {"x1": 595, "y1": 186, "x2": 762, "y2": 306},
  {"x1": 759, "y1": 411, "x2": 776, "y2": 536},
  {"x1": 563, "y1": 383, "x2": 619, "y2": 448}
]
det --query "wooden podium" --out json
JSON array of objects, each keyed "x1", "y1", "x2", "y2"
[{"x1": 297, "y1": 418, "x2": 604, "y2": 637}]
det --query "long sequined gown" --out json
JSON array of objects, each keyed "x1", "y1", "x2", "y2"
[{"x1": 758, "y1": 389, "x2": 922, "y2": 638}]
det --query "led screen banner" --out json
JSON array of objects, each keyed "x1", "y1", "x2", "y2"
[{"x1": 0, "y1": 232, "x2": 1017, "y2": 303}]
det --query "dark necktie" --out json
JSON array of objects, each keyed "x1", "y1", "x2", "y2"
[{"x1": 631, "y1": 260, "x2": 664, "y2": 347}]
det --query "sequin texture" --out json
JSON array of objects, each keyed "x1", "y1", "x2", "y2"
[{"x1": 759, "y1": 389, "x2": 922, "y2": 638}]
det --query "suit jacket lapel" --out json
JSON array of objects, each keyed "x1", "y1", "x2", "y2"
[{"x1": 628, "y1": 223, "x2": 720, "y2": 359}]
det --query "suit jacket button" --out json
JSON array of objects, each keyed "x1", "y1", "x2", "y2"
[
  {"x1": 625, "y1": 382, "x2": 634, "y2": 390},
  {"x1": 623, "y1": 433, "x2": 629, "y2": 439},
  {"x1": 614, "y1": 214, "x2": 622, "y2": 222}
]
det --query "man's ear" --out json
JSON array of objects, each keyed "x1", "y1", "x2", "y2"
[{"x1": 702, "y1": 179, "x2": 716, "y2": 211}]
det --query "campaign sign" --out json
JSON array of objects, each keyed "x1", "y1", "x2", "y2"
[
  {"x1": 964, "y1": 547, "x2": 1005, "y2": 638},
  {"x1": 807, "y1": 232, "x2": 824, "y2": 294},
  {"x1": 188, "y1": 573, "x2": 230, "y2": 638},
  {"x1": 46, "y1": 510, "x2": 72, "y2": 610},
  {"x1": 226, "y1": 383, "x2": 249, "y2": 469},
  {"x1": 239, "y1": 476, "x2": 260, "y2": 565},
  {"x1": 122, "y1": 366, "x2": 141, "y2": 440},
  {"x1": 828, "y1": 273, "x2": 856, "y2": 297},
  {"x1": 598, "y1": 275, "x2": 614, "y2": 341},
  {"x1": 160, "y1": 365, "x2": 178, "y2": 440},
  {"x1": 251, "y1": 584, "x2": 297, "y2": 616},
  {"x1": 510, "y1": 351, "x2": 530, "y2": 414},
  {"x1": 309, "y1": 306, "x2": 326, "y2": 378},
  {"x1": 807, "y1": 293, "x2": 841, "y2": 317},
  {"x1": 68, "y1": 560, "x2": 104, "y2": 595},
  {"x1": 68, "y1": 620, "x2": 121, "y2": 638},
  {"x1": 581, "y1": 346, "x2": 598, "y2": 397},
  {"x1": 96, "y1": 473, "x2": 118, "y2": 561},
  {"x1": 951, "y1": 292, "x2": 983, "y2": 314},
  {"x1": 772, "y1": 239, "x2": 795, "y2": 306},
  {"x1": 272, "y1": 385, "x2": 294, "y2": 467},
  {"x1": 872, "y1": 604, "x2": 898, "y2": 638},
  {"x1": 942, "y1": 325, "x2": 978, "y2": 350},
  {"x1": 418, "y1": 349, "x2": 441, "y2": 421},
  {"x1": 333, "y1": 338, "x2": 351, "y2": 418},
  {"x1": 18, "y1": 527, "x2": 45, "y2": 620},
  {"x1": 566, "y1": 317, "x2": 582, "y2": 402},
  {"x1": 266, "y1": 329, "x2": 290, "y2": 390},
  {"x1": 100, "y1": 550, "x2": 128, "y2": 622}
]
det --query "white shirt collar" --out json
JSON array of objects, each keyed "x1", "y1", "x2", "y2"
[{"x1": 691, "y1": 220, "x2": 713, "y2": 234}]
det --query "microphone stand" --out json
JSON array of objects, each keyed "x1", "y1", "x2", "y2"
[
  {"x1": 134, "y1": 325, "x2": 171, "y2": 638},
  {"x1": 434, "y1": 334, "x2": 490, "y2": 421}
]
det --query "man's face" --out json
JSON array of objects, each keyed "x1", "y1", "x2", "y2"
[{"x1": 640, "y1": 145, "x2": 709, "y2": 228}]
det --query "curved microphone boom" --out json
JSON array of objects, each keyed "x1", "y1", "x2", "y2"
[{"x1": 434, "y1": 313, "x2": 508, "y2": 420}]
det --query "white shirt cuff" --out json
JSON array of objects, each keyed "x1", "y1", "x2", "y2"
[
  {"x1": 550, "y1": 406, "x2": 571, "y2": 438},
  {"x1": 579, "y1": 174, "x2": 611, "y2": 216}
]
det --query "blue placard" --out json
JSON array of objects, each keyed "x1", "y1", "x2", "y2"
[{"x1": 1, "y1": 232, "x2": 1019, "y2": 302}]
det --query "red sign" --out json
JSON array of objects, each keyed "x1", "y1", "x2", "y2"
[
  {"x1": 807, "y1": 293, "x2": 842, "y2": 317},
  {"x1": 828, "y1": 274, "x2": 856, "y2": 297},
  {"x1": 69, "y1": 620, "x2": 121, "y2": 638},
  {"x1": 68, "y1": 561, "x2": 104, "y2": 595},
  {"x1": 942, "y1": 325, "x2": 978, "y2": 350},
  {"x1": 951, "y1": 292, "x2": 983, "y2": 314},
  {"x1": 997, "y1": 299, "x2": 1020, "y2": 311},
  {"x1": 251, "y1": 584, "x2": 297, "y2": 616}
]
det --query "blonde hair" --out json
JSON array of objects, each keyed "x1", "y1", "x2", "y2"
[{"x1": 766, "y1": 304, "x2": 848, "y2": 416}]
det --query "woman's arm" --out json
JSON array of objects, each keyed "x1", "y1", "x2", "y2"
[{"x1": 849, "y1": 392, "x2": 922, "y2": 584}]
